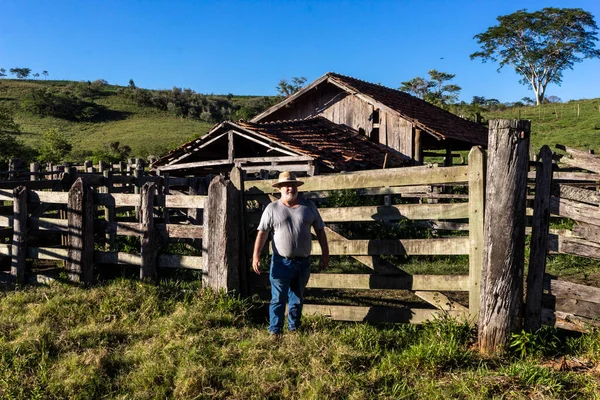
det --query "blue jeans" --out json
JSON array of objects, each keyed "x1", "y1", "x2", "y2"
[{"x1": 269, "y1": 254, "x2": 311, "y2": 334}]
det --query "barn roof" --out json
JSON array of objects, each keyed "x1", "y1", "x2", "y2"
[
  {"x1": 151, "y1": 116, "x2": 412, "y2": 172},
  {"x1": 251, "y1": 72, "x2": 488, "y2": 147}
]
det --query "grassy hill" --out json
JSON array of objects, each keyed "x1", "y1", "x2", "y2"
[
  {"x1": 483, "y1": 99, "x2": 600, "y2": 153},
  {"x1": 2, "y1": 78, "x2": 600, "y2": 162},
  {"x1": 0, "y1": 79, "x2": 273, "y2": 161}
]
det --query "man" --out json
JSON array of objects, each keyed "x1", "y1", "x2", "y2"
[{"x1": 252, "y1": 171, "x2": 329, "y2": 336}]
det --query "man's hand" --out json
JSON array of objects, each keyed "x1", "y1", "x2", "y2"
[
  {"x1": 318, "y1": 254, "x2": 330, "y2": 271},
  {"x1": 252, "y1": 256, "x2": 261, "y2": 275}
]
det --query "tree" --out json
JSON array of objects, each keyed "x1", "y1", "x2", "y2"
[
  {"x1": 42, "y1": 70, "x2": 49, "y2": 80},
  {"x1": 276, "y1": 76, "x2": 307, "y2": 97},
  {"x1": 545, "y1": 95, "x2": 562, "y2": 103},
  {"x1": 33, "y1": 73, "x2": 40, "y2": 79},
  {"x1": 400, "y1": 69, "x2": 462, "y2": 108},
  {"x1": 9, "y1": 67, "x2": 31, "y2": 79},
  {"x1": 38, "y1": 128, "x2": 72, "y2": 163},
  {"x1": 0, "y1": 105, "x2": 20, "y2": 134},
  {"x1": 0, "y1": 68, "x2": 6, "y2": 77},
  {"x1": 471, "y1": 8, "x2": 600, "y2": 105}
]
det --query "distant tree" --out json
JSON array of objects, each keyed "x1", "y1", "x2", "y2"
[
  {"x1": 10, "y1": 67, "x2": 32, "y2": 79},
  {"x1": 545, "y1": 95, "x2": 562, "y2": 103},
  {"x1": 471, "y1": 8, "x2": 600, "y2": 105},
  {"x1": 276, "y1": 76, "x2": 307, "y2": 97},
  {"x1": 38, "y1": 128, "x2": 72, "y2": 163},
  {"x1": 0, "y1": 105, "x2": 20, "y2": 134},
  {"x1": 0, "y1": 68, "x2": 6, "y2": 77},
  {"x1": 521, "y1": 97, "x2": 535, "y2": 105},
  {"x1": 129, "y1": 79, "x2": 136, "y2": 88},
  {"x1": 33, "y1": 73, "x2": 40, "y2": 79},
  {"x1": 400, "y1": 69, "x2": 461, "y2": 108},
  {"x1": 42, "y1": 70, "x2": 49, "y2": 80}
]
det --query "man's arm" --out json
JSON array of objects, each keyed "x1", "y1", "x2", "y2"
[
  {"x1": 252, "y1": 230, "x2": 269, "y2": 275},
  {"x1": 315, "y1": 228, "x2": 329, "y2": 270}
]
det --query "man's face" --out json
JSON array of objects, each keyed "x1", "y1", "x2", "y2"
[{"x1": 279, "y1": 184, "x2": 299, "y2": 202}]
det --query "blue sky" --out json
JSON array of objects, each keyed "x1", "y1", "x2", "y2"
[{"x1": 1, "y1": 0, "x2": 599, "y2": 103}]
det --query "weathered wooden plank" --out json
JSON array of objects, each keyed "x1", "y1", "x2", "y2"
[
  {"x1": 546, "y1": 277, "x2": 600, "y2": 305},
  {"x1": 557, "y1": 236, "x2": 600, "y2": 259},
  {"x1": 468, "y1": 146, "x2": 486, "y2": 319},
  {"x1": 94, "y1": 251, "x2": 202, "y2": 270},
  {"x1": 316, "y1": 203, "x2": 468, "y2": 222},
  {"x1": 414, "y1": 291, "x2": 468, "y2": 312},
  {"x1": 553, "y1": 184, "x2": 600, "y2": 206},
  {"x1": 479, "y1": 119, "x2": 530, "y2": 354},
  {"x1": 528, "y1": 171, "x2": 600, "y2": 182},
  {"x1": 66, "y1": 178, "x2": 95, "y2": 284},
  {"x1": 547, "y1": 296, "x2": 600, "y2": 321},
  {"x1": 572, "y1": 222, "x2": 600, "y2": 243},
  {"x1": 11, "y1": 186, "x2": 27, "y2": 284},
  {"x1": 245, "y1": 165, "x2": 470, "y2": 193},
  {"x1": 541, "y1": 308, "x2": 591, "y2": 332},
  {"x1": 557, "y1": 145, "x2": 600, "y2": 174},
  {"x1": 28, "y1": 247, "x2": 69, "y2": 260},
  {"x1": 550, "y1": 196, "x2": 600, "y2": 226},
  {"x1": 304, "y1": 273, "x2": 470, "y2": 291},
  {"x1": 300, "y1": 237, "x2": 469, "y2": 256},
  {"x1": 94, "y1": 193, "x2": 206, "y2": 208},
  {"x1": 140, "y1": 182, "x2": 158, "y2": 280},
  {"x1": 303, "y1": 304, "x2": 467, "y2": 324},
  {"x1": 525, "y1": 145, "x2": 553, "y2": 332}
]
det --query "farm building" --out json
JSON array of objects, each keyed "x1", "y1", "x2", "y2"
[
  {"x1": 151, "y1": 116, "x2": 412, "y2": 176},
  {"x1": 251, "y1": 72, "x2": 488, "y2": 163}
]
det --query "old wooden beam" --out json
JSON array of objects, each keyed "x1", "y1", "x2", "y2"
[
  {"x1": 202, "y1": 176, "x2": 242, "y2": 292},
  {"x1": 468, "y1": 146, "x2": 486, "y2": 319},
  {"x1": 140, "y1": 182, "x2": 158, "y2": 281},
  {"x1": 479, "y1": 119, "x2": 530, "y2": 354},
  {"x1": 524, "y1": 145, "x2": 553, "y2": 332},
  {"x1": 11, "y1": 186, "x2": 27, "y2": 284},
  {"x1": 67, "y1": 178, "x2": 95, "y2": 284}
]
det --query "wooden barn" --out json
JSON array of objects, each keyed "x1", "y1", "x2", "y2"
[
  {"x1": 151, "y1": 116, "x2": 412, "y2": 176},
  {"x1": 251, "y1": 72, "x2": 488, "y2": 163}
]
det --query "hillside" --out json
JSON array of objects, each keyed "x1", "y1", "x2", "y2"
[
  {"x1": 0, "y1": 79, "x2": 276, "y2": 161},
  {"x1": 484, "y1": 99, "x2": 600, "y2": 153},
  {"x1": 2, "y1": 78, "x2": 600, "y2": 162}
]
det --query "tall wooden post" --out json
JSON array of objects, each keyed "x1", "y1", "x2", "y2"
[
  {"x1": 67, "y1": 178, "x2": 95, "y2": 284},
  {"x1": 140, "y1": 182, "x2": 158, "y2": 281},
  {"x1": 468, "y1": 147, "x2": 486, "y2": 319},
  {"x1": 202, "y1": 175, "x2": 241, "y2": 292},
  {"x1": 479, "y1": 119, "x2": 531, "y2": 354},
  {"x1": 30, "y1": 162, "x2": 39, "y2": 182},
  {"x1": 230, "y1": 167, "x2": 248, "y2": 296},
  {"x1": 11, "y1": 186, "x2": 27, "y2": 284},
  {"x1": 524, "y1": 146, "x2": 553, "y2": 331}
]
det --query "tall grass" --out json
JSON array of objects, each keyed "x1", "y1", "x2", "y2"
[{"x1": 1, "y1": 279, "x2": 599, "y2": 399}]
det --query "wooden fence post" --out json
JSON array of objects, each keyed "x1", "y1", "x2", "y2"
[
  {"x1": 230, "y1": 167, "x2": 248, "y2": 296},
  {"x1": 67, "y1": 178, "x2": 95, "y2": 284},
  {"x1": 202, "y1": 175, "x2": 242, "y2": 292},
  {"x1": 30, "y1": 162, "x2": 39, "y2": 182},
  {"x1": 468, "y1": 146, "x2": 486, "y2": 319},
  {"x1": 11, "y1": 186, "x2": 27, "y2": 284},
  {"x1": 524, "y1": 145, "x2": 553, "y2": 331},
  {"x1": 479, "y1": 119, "x2": 531, "y2": 354},
  {"x1": 140, "y1": 182, "x2": 158, "y2": 280}
]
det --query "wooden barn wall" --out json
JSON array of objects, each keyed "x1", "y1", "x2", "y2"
[
  {"x1": 320, "y1": 94, "x2": 373, "y2": 137},
  {"x1": 262, "y1": 84, "x2": 347, "y2": 122},
  {"x1": 380, "y1": 111, "x2": 414, "y2": 159}
]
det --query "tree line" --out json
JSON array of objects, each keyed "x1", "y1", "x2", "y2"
[{"x1": 0, "y1": 67, "x2": 49, "y2": 80}]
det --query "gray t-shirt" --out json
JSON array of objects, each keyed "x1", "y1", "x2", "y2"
[{"x1": 257, "y1": 198, "x2": 325, "y2": 258}]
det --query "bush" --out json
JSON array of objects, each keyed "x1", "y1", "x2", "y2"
[
  {"x1": 38, "y1": 128, "x2": 72, "y2": 163},
  {"x1": 21, "y1": 88, "x2": 104, "y2": 121}
]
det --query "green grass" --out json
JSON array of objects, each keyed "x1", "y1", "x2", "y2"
[
  {"x1": 484, "y1": 99, "x2": 600, "y2": 153},
  {"x1": 1, "y1": 279, "x2": 600, "y2": 399}
]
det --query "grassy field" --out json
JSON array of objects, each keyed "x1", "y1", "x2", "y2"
[{"x1": 2, "y1": 278, "x2": 600, "y2": 399}]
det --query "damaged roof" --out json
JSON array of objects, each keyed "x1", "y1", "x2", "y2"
[
  {"x1": 252, "y1": 72, "x2": 488, "y2": 147},
  {"x1": 152, "y1": 116, "x2": 412, "y2": 172}
]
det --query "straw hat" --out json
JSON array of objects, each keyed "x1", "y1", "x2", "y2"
[{"x1": 272, "y1": 171, "x2": 304, "y2": 188}]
